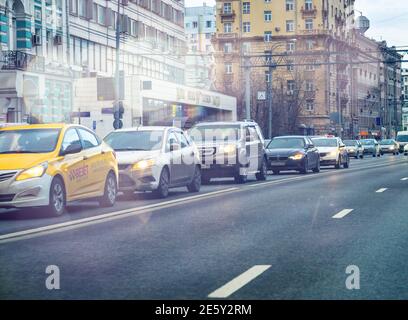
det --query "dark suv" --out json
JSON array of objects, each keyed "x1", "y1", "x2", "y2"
[{"x1": 189, "y1": 121, "x2": 268, "y2": 184}]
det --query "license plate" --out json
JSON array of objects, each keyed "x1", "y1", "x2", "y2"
[
  {"x1": 201, "y1": 164, "x2": 211, "y2": 169},
  {"x1": 271, "y1": 161, "x2": 286, "y2": 166}
]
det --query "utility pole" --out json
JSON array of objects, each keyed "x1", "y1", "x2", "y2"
[
  {"x1": 267, "y1": 54, "x2": 276, "y2": 139},
  {"x1": 244, "y1": 57, "x2": 251, "y2": 119},
  {"x1": 114, "y1": 0, "x2": 122, "y2": 129}
]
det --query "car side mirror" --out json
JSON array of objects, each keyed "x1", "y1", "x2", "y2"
[
  {"x1": 307, "y1": 144, "x2": 314, "y2": 149},
  {"x1": 339, "y1": 143, "x2": 346, "y2": 148},
  {"x1": 61, "y1": 143, "x2": 82, "y2": 156}
]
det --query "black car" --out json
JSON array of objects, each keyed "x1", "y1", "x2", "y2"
[{"x1": 265, "y1": 136, "x2": 320, "y2": 174}]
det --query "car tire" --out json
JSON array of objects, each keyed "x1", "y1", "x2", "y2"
[
  {"x1": 312, "y1": 159, "x2": 320, "y2": 173},
  {"x1": 255, "y1": 158, "x2": 268, "y2": 181},
  {"x1": 187, "y1": 165, "x2": 201, "y2": 193},
  {"x1": 335, "y1": 157, "x2": 341, "y2": 169},
  {"x1": 372, "y1": 153, "x2": 376, "y2": 158},
  {"x1": 300, "y1": 158, "x2": 308, "y2": 174},
  {"x1": 343, "y1": 157, "x2": 350, "y2": 169},
  {"x1": 46, "y1": 177, "x2": 66, "y2": 217},
  {"x1": 99, "y1": 172, "x2": 117, "y2": 207},
  {"x1": 234, "y1": 171, "x2": 247, "y2": 184},
  {"x1": 154, "y1": 167, "x2": 170, "y2": 198},
  {"x1": 360, "y1": 154, "x2": 364, "y2": 159}
]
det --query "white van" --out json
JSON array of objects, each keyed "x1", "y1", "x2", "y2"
[{"x1": 396, "y1": 131, "x2": 408, "y2": 153}]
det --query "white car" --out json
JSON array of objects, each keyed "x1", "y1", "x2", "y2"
[
  {"x1": 311, "y1": 137, "x2": 350, "y2": 169},
  {"x1": 404, "y1": 144, "x2": 408, "y2": 156},
  {"x1": 104, "y1": 126, "x2": 201, "y2": 198}
]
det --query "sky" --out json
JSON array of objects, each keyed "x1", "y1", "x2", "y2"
[{"x1": 185, "y1": 0, "x2": 408, "y2": 49}]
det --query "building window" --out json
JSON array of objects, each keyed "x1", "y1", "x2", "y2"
[
  {"x1": 243, "y1": 2, "x2": 250, "y2": 14},
  {"x1": 225, "y1": 63, "x2": 232, "y2": 74},
  {"x1": 265, "y1": 71, "x2": 271, "y2": 83},
  {"x1": 193, "y1": 21, "x2": 198, "y2": 28},
  {"x1": 305, "y1": 19, "x2": 313, "y2": 30},
  {"x1": 265, "y1": 50, "x2": 272, "y2": 64},
  {"x1": 242, "y1": 42, "x2": 251, "y2": 54},
  {"x1": 243, "y1": 22, "x2": 251, "y2": 33},
  {"x1": 306, "y1": 101, "x2": 314, "y2": 111},
  {"x1": 286, "y1": 0, "x2": 294, "y2": 11},
  {"x1": 306, "y1": 63, "x2": 315, "y2": 71},
  {"x1": 78, "y1": 0, "x2": 87, "y2": 17},
  {"x1": 97, "y1": 5, "x2": 105, "y2": 25},
  {"x1": 264, "y1": 31, "x2": 272, "y2": 42},
  {"x1": 287, "y1": 41, "x2": 296, "y2": 52},
  {"x1": 224, "y1": 22, "x2": 232, "y2": 33},
  {"x1": 287, "y1": 61, "x2": 294, "y2": 71},
  {"x1": 306, "y1": 40, "x2": 315, "y2": 50},
  {"x1": 287, "y1": 80, "x2": 295, "y2": 92},
  {"x1": 206, "y1": 21, "x2": 212, "y2": 28},
  {"x1": 224, "y1": 42, "x2": 232, "y2": 53},
  {"x1": 286, "y1": 20, "x2": 294, "y2": 32},
  {"x1": 305, "y1": 0, "x2": 313, "y2": 11},
  {"x1": 223, "y1": 3, "x2": 232, "y2": 14},
  {"x1": 306, "y1": 80, "x2": 314, "y2": 91},
  {"x1": 264, "y1": 11, "x2": 272, "y2": 22}
]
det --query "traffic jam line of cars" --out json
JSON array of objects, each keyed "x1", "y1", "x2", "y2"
[{"x1": 0, "y1": 121, "x2": 407, "y2": 217}]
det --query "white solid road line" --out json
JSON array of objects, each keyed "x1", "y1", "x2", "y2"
[
  {"x1": 208, "y1": 265, "x2": 271, "y2": 299},
  {"x1": 376, "y1": 188, "x2": 388, "y2": 193},
  {"x1": 332, "y1": 209, "x2": 354, "y2": 219},
  {"x1": 0, "y1": 188, "x2": 238, "y2": 243}
]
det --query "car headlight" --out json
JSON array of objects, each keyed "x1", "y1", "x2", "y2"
[
  {"x1": 132, "y1": 159, "x2": 155, "y2": 171},
  {"x1": 330, "y1": 151, "x2": 338, "y2": 157},
  {"x1": 289, "y1": 153, "x2": 304, "y2": 160},
  {"x1": 349, "y1": 148, "x2": 355, "y2": 152},
  {"x1": 16, "y1": 163, "x2": 48, "y2": 181},
  {"x1": 220, "y1": 144, "x2": 236, "y2": 154},
  {"x1": 389, "y1": 146, "x2": 395, "y2": 150}
]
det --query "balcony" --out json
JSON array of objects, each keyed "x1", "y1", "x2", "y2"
[
  {"x1": 301, "y1": 5, "x2": 318, "y2": 18},
  {"x1": 304, "y1": 90, "x2": 316, "y2": 100},
  {"x1": 0, "y1": 51, "x2": 45, "y2": 72},
  {"x1": 215, "y1": 33, "x2": 238, "y2": 40},
  {"x1": 218, "y1": 9, "x2": 236, "y2": 22}
]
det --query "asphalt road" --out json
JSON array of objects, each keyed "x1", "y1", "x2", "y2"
[{"x1": 0, "y1": 154, "x2": 407, "y2": 299}]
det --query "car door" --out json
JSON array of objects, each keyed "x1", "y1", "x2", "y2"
[
  {"x1": 77, "y1": 128, "x2": 107, "y2": 197},
  {"x1": 338, "y1": 139, "x2": 347, "y2": 162},
  {"x1": 176, "y1": 130, "x2": 196, "y2": 182},
  {"x1": 246, "y1": 126, "x2": 261, "y2": 172},
  {"x1": 166, "y1": 131, "x2": 183, "y2": 185},
  {"x1": 59, "y1": 128, "x2": 88, "y2": 200},
  {"x1": 305, "y1": 137, "x2": 318, "y2": 167}
]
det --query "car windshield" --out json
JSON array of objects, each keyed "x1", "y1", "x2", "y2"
[
  {"x1": 396, "y1": 135, "x2": 408, "y2": 142},
  {"x1": 104, "y1": 131, "x2": 163, "y2": 151},
  {"x1": 343, "y1": 140, "x2": 356, "y2": 146},
  {"x1": 311, "y1": 138, "x2": 338, "y2": 147},
  {"x1": 361, "y1": 140, "x2": 376, "y2": 145},
  {"x1": 380, "y1": 140, "x2": 393, "y2": 145},
  {"x1": 0, "y1": 129, "x2": 60, "y2": 154},
  {"x1": 267, "y1": 138, "x2": 305, "y2": 149},
  {"x1": 189, "y1": 125, "x2": 240, "y2": 142}
]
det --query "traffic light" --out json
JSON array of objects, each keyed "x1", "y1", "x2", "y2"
[{"x1": 113, "y1": 101, "x2": 124, "y2": 129}]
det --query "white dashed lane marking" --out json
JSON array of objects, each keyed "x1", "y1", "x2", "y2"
[
  {"x1": 208, "y1": 265, "x2": 271, "y2": 299},
  {"x1": 332, "y1": 209, "x2": 354, "y2": 219},
  {"x1": 376, "y1": 188, "x2": 388, "y2": 193}
]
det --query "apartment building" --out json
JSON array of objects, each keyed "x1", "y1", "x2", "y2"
[
  {"x1": 0, "y1": 0, "x2": 186, "y2": 123},
  {"x1": 402, "y1": 68, "x2": 408, "y2": 131},
  {"x1": 185, "y1": 3, "x2": 215, "y2": 89}
]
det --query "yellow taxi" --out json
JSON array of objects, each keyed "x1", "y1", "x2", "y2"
[{"x1": 0, "y1": 123, "x2": 118, "y2": 216}]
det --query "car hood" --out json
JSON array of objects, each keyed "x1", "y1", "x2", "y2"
[
  {"x1": 315, "y1": 147, "x2": 337, "y2": 153},
  {"x1": 194, "y1": 141, "x2": 240, "y2": 148},
  {"x1": 0, "y1": 153, "x2": 54, "y2": 170},
  {"x1": 362, "y1": 144, "x2": 375, "y2": 148},
  {"x1": 266, "y1": 148, "x2": 304, "y2": 157},
  {"x1": 115, "y1": 150, "x2": 161, "y2": 165}
]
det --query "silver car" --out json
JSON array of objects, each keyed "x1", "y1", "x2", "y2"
[{"x1": 104, "y1": 126, "x2": 201, "y2": 198}]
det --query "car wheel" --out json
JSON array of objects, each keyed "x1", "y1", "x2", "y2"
[
  {"x1": 312, "y1": 159, "x2": 320, "y2": 173},
  {"x1": 47, "y1": 177, "x2": 66, "y2": 217},
  {"x1": 300, "y1": 158, "x2": 308, "y2": 174},
  {"x1": 234, "y1": 170, "x2": 247, "y2": 184},
  {"x1": 272, "y1": 170, "x2": 280, "y2": 175},
  {"x1": 335, "y1": 157, "x2": 341, "y2": 169},
  {"x1": 360, "y1": 154, "x2": 364, "y2": 159},
  {"x1": 187, "y1": 165, "x2": 201, "y2": 193},
  {"x1": 343, "y1": 157, "x2": 350, "y2": 169},
  {"x1": 372, "y1": 153, "x2": 376, "y2": 157},
  {"x1": 255, "y1": 158, "x2": 268, "y2": 181},
  {"x1": 99, "y1": 172, "x2": 117, "y2": 207},
  {"x1": 154, "y1": 167, "x2": 170, "y2": 198}
]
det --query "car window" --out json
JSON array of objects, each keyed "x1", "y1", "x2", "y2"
[
  {"x1": 61, "y1": 129, "x2": 81, "y2": 152},
  {"x1": 78, "y1": 128, "x2": 100, "y2": 149},
  {"x1": 166, "y1": 132, "x2": 180, "y2": 152},
  {"x1": 176, "y1": 131, "x2": 189, "y2": 148}
]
